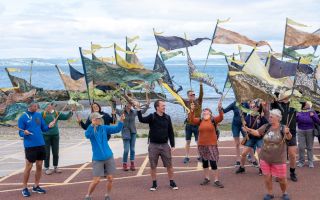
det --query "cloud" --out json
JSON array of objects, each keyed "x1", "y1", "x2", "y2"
[{"x1": 0, "y1": 0, "x2": 319, "y2": 58}]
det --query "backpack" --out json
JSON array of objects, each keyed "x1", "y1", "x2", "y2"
[
  {"x1": 200, "y1": 117, "x2": 220, "y2": 139},
  {"x1": 42, "y1": 111, "x2": 59, "y2": 120}
]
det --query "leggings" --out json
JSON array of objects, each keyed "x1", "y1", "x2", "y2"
[{"x1": 202, "y1": 160, "x2": 217, "y2": 170}]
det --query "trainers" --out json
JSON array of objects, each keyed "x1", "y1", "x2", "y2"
[
  {"x1": 263, "y1": 194, "x2": 274, "y2": 200},
  {"x1": 122, "y1": 163, "x2": 129, "y2": 171},
  {"x1": 170, "y1": 180, "x2": 178, "y2": 190},
  {"x1": 308, "y1": 162, "x2": 314, "y2": 168},
  {"x1": 235, "y1": 161, "x2": 240, "y2": 167},
  {"x1": 54, "y1": 167, "x2": 62, "y2": 173},
  {"x1": 84, "y1": 196, "x2": 92, "y2": 200},
  {"x1": 150, "y1": 182, "x2": 157, "y2": 191},
  {"x1": 259, "y1": 168, "x2": 263, "y2": 176},
  {"x1": 252, "y1": 161, "x2": 259, "y2": 168},
  {"x1": 32, "y1": 186, "x2": 46, "y2": 194},
  {"x1": 22, "y1": 188, "x2": 31, "y2": 197},
  {"x1": 290, "y1": 172, "x2": 298, "y2": 182},
  {"x1": 105, "y1": 196, "x2": 111, "y2": 200},
  {"x1": 130, "y1": 161, "x2": 136, "y2": 171},
  {"x1": 45, "y1": 169, "x2": 54, "y2": 175},
  {"x1": 200, "y1": 178, "x2": 210, "y2": 185},
  {"x1": 214, "y1": 180, "x2": 224, "y2": 188},
  {"x1": 235, "y1": 166, "x2": 245, "y2": 174},
  {"x1": 183, "y1": 157, "x2": 190, "y2": 164},
  {"x1": 282, "y1": 194, "x2": 290, "y2": 200},
  {"x1": 297, "y1": 162, "x2": 304, "y2": 168}
]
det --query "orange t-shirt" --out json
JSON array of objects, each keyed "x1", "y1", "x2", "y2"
[{"x1": 189, "y1": 111, "x2": 224, "y2": 145}]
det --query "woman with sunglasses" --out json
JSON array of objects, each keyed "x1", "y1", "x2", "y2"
[{"x1": 188, "y1": 100, "x2": 224, "y2": 188}]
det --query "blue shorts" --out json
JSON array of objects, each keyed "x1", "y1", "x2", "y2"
[
  {"x1": 231, "y1": 123, "x2": 245, "y2": 138},
  {"x1": 245, "y1": 138, "x2": 263, "y2": 148},
  {"x1": 185, "y1": 124, "x2": 199, "y2": 141}
]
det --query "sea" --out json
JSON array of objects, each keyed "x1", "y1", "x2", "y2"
[{"x1": 0, "y1": 58, "x2": 235, "y2": 123}]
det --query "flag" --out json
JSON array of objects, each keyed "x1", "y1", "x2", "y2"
[
  {"x1": 155, "y1": 35, "x2": 210, "y2": 51},
  {"x1": 83, "y1": 49, "x2": 96, "y2": 55},
  {"x1": 283, "y1": 47, "x2": 318, "y2": 62},
  {"x1": 115, "y1": 51, "x2": 144, "y2": 69},
  {"x1": 81, "y1": 54, "x2": 162, "y2": 86},
  {"x1": 213, "y1": 26, "x2": 271, "y2": 48},
  {"x1": 0, "y1": 86, "x2": 19, "y2": 92},
  {"x1": 5, "y1": 68, "x2": 42, "y2": 92},
  {"x1": 0, "y1": 103, "x2": 28, "y2": 122},
  {"x1": 239, "y1": 51, "x2": 269, "y2": 62},
  {"x1": 126, "y1": 43, "x2": 143, "y2": 66},
  {"x1": 91, "y1": 43, "x2": 113, "y2": 50},
  {"x1": 160, "y1": 50, "x2": 184, "y2": 61},
  {"x1": 268, "y1": 55, "x2": 313, "y2": 78},
  {"x1": 287, "y1": 18, "x2": 309, "y2": 27},
  {"x1": 186, "y1": 50, "x2": 222, "y2": 95},
  {"x1": 127, "y1": 35, "x2": 140, "y2": 43},
  {"x1": 217, "y1": 17, "x2": 231, "y2": 24},
  {"x1": 209, "y1": 48, "x2": 230, "y2": 57},
  {"x1": 67, "y1": 58, "x2": 80, "y2": 64},
  {"x1": 69, "y1": 64, "x2": 84, "y2": 80},
  {"x1": 228, "y1": 71, "x2": 289, "y2": 103},
  {"x1": 115, "y1": 44, "x2": 135, "y2": 54},
  {"x1": 56, "y1": 65, "x2": 87, "y2": 92},
  {"x1": 242, "y1": 51, "x2": 292, "y2": 87},
  {"x1": 161, "y1": 82, "x2": 189, "y2": 113},
  {"x1": 285, "y1": 25, "x2": 320, "y2": 47},
  {"x1": 153, "y1": 54, "x2": 174, "y2": 90},
  {"x1": 6, "y1": 68, "x2": 22, "y2": 73}
]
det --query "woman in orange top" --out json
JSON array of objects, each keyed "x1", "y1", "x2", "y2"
[{"x1": 189, "y1": 101, "x2": 224, "y2": 188}]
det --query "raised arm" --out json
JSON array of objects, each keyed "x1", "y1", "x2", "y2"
[
  {"x1": 79, "y1": 117, "x2": 91, "y2": 130},
  {"x1": 137, "y1": 110, "x2": 152, "y2": 123},
  {"x1": 104, "y1": 121, "x2": 124, "y2": 135},
  {"x1": 213, "y1": 110, "x2": 224, "y2": 124},
  {"x1": 198, "y1": 82, "x2": 203, "y2": 105},
  {"x1": 222, "y1": 101, "x2": 235, "y2": 114},
  {"x1": 57, "y1": 111, "x2": 73, "y2": 120}
]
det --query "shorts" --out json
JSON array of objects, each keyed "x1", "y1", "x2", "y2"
[
  {"x1": 25, "y1": 146, "x2": 46, "y2": 163},
  {"x1": 287, "y1": 130, "x2": 297, "y2": 146},
  {"x1": 260, "y1": 159, "x2": 287, "y2": 178},
  {"x1": 232, "y1": 123, "x2": 245, "y2": 138},
  {"x1": 92, "y1": 157, "x2": 116, "y2": 177},
  {"x1": 148, "y1": 143, "x2": 172, "y2": 169},
  {"x1": 185, "y1": 124, "x2": 199, "y2": 141},
  {"x1": 245, "y1": 138, "x2": 263, "y2": 148}
]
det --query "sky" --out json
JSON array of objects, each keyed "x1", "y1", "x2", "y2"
[{"x1": 0, "y1": 0, "x2": 320, "y2": 59}]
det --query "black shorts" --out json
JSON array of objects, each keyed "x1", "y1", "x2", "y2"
[
  {"x1": 25, "y1": 146, "x2": 46, "y2": 163},
  {"x1": 287, "y1": 130, "x2": 297, "y2": 146}
]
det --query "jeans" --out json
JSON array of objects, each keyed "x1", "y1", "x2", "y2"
[
  {"x1": 298, "y1": 129, "x2": 314, "y2": 163},
  {"x1": 122, "y1": 133, "x2": 136, "y2": 163}
]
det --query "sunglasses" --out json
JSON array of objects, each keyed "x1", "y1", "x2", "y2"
[{"x1": 189, "y1": 94, "x2": 195, "y2": 96}]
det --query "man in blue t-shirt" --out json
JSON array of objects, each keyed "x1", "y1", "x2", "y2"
[{"x1": 18, "y1": 102, "x2": 55, "y2": 197}]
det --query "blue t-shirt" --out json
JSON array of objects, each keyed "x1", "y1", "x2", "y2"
[{"x1": 18, "y1": 111, "x2": 49, "y2": 148}]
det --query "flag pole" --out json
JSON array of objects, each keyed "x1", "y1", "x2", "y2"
[
  {"x1": 203, "y1": 19, "x2": 219, "y2": 71},
  {"x1": 79, "y1": 47, "x2": 92, "y2": 105},
  {"x1": 184, "y1": 32, "x2": 193, "y2": 90},
  {"x1": 281, "y1": 17, "x2": 288, "y2": 60},
  {"x1": 29, "y1": 60, "x2": 33, "y2": 86}
]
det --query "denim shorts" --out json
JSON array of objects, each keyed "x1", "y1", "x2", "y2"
[
  {"x1": 231, "y1": 123, "x2": 245, "y2": 138},
  {"x1": 185, "y1": 124, "x2": 199, "y2": 141},
  {"x1": 245, "y1": 138, "x2": 263, "y2": 148}
]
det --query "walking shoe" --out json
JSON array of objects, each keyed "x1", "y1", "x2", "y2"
[
  {"x1": 290, "y1": 172, "x2": 298, "y2": 182},
  {"x1": 45, "y1": 169, "x2": 54, "y2": 175},
  {"x1": 22, "y1": 188, "x2": 31, "y2": 197},
  {"x1": 84, "y1": 196, "x2": 92, "y2": 200},
  {"x1": 234, "y1": 161, "x2": 240, "y2": 167},
  {"x1": 32, "y1": 186, "x2": 46, "y2": 194},
  {"x1": 122, "y1": 163, "x2": 129, "y2": 171},
  {"x1": 200, "y1": 178, "x2": 210, "y2": 185},
  {"x1": 297, "y1": 162, "x2": 304, "y2": 168},
  {"x1": 282, "y1": 194, "x2": 290, "y2": 200},
  {"x1": 308, "y1": 162, "x2": 314, "y2": 168},
  {"x1": 252, "y1": 161, "x2": 259, "y2": 168},
  {"x1": 130, "y1": 161, "x2": 136, "y2": 171},
  {"x1": 213, "y1": 180, "x2": 224, "y2": 188},
  {"x1": 235, "y1": 166, "x2": 245, "y2": 174},
  {"x1": 150, "y1": 181, "x2": 157, "y2": 191},
  {"x1": 259, "y1": 168, "x2": 263, "y2": 176},
  {"x1": 183, "y1": 157, "x2": 190, "y2": 164},
  {"x1": 170, "y1": 180, "x2": 178, "y2": 190},
  {"x1": 263, "y1": 194, "x2": 274, "y2": 200},
  {"x1": 54, "y1": 167, "x2": 62, "y2": 173},
  {"x1": 104, "y1": 196, "x2": 111, "y2": 200}
]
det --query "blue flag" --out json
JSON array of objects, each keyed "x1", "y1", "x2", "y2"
[{"x1": 155, "y1": 35, "x2": 209, "y2": 51}]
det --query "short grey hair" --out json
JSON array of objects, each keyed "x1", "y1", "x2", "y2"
[{"x1": 270, "y1": 109, "x2": 282, "y2": 121}]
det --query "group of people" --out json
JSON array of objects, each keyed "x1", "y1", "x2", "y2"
[{"x1": 16, "y1": 84, "x2": 320, "y2": 200}]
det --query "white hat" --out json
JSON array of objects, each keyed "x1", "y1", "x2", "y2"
[{"x1": 90, "y1": 112, "x2": 103, "y2": 120}]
